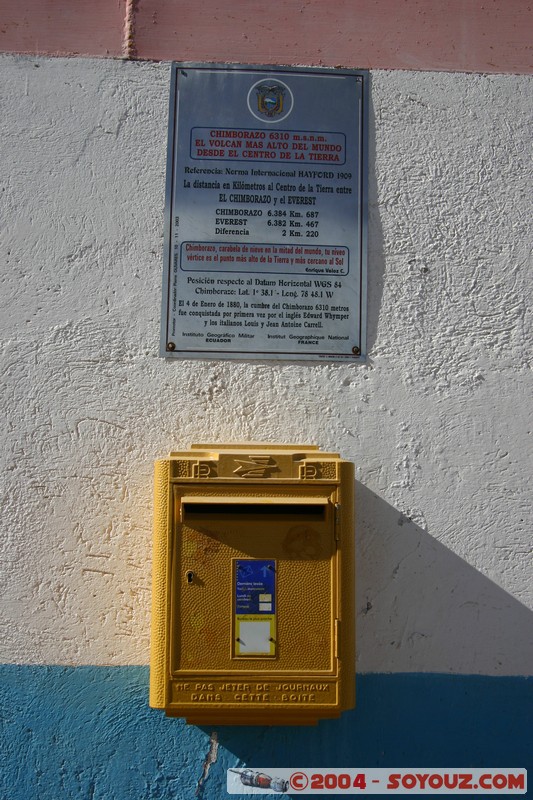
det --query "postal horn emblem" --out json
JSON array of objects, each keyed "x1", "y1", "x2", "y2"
[
  {"x1": 256, "y1": 83, "x2": 285, "y2": 118},
  {"x1": 233, "y1": 456, "x2": 278, "y2": 478}
]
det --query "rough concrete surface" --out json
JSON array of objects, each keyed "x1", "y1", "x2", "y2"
[
  {"x1": 1, "y1": 56, "x2": 531, "y2": 674},
  {"x1": 1, "y1": 666, "x2": 531, "y2": 800}
]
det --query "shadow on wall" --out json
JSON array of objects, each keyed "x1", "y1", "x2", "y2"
[
  {"x1": 365, "y1": 72, "x2": 385, "y2": 356},
  {"x1": 211, "y1": 673, "x2": 532, "y2": 799},
  {"x1": 355, "y1": 481, "x2": 533, "y2": 676},
  {"x1": 204, "y1": 484, "x2": 532, "y2": 797},
  {"x1": 1, "y1": 486, "x2": 531, "y2": 800}
]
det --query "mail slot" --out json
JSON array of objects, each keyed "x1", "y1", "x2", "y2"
[{"x1": 150, "y1": 443, "x2": 355, "y2": 725}]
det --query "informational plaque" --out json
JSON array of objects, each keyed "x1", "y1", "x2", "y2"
[{"x1": 160, "y1": 63, "x2": 368, "y2": 361}]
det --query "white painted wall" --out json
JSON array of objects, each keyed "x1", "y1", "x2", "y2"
[{"x1": 1, "y1": 55, "x2": 531, "y2": 674}]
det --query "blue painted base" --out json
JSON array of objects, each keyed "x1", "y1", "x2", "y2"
[{"x1": 0, "y1": 667, "x2": 531, "y2": 799}]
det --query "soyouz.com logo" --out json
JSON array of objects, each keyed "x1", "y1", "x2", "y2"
[{"x1": 227, "y1": 768, "x2": 527, "y2": 794}]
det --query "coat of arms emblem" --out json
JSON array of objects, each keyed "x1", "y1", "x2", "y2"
[{"x1": 255, "y1": 83, "x2": 285, "y2": 118}]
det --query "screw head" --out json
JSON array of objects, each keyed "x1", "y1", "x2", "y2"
[
  {"x1": 167, "y1": 342, "x2": 176, "y2": 351},
  {"x1": 352, "y1": 346, "x2": 361, "y2": 355}
]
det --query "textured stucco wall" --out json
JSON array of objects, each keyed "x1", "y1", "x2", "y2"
[
  {"x1": 1, "y1": 51, "x2": 532, "y2": 800},
  {"x1": 1, "y1": 55, "x2": 532, "y2": 678}
]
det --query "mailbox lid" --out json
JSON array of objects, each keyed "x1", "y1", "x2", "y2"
[
  {"x1": 172, "y1": 485, "x2": 338, "y2": 674},
  {"x1": 167, "y1": 443, "x2": 342, "y2": 482}
]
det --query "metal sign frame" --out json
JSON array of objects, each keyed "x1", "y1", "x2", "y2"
[{"x1": 160, "y1": 62, "x2": 368, "y2": 362}]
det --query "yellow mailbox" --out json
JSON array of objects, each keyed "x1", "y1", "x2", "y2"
[{"x1": 150, "y1": 443, "x2": 355, "y2": 725}]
